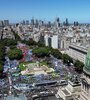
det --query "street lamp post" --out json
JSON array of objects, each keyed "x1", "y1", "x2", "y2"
[{"x1": 7, "y1": 58, "x2": 13, "y2": 95}]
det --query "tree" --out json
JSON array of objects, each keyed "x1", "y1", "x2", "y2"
[
  {"x1": 62, "y1": 54, "x2": 73, "y2": 65},
  {"x1": 21, "y1": 39, "x2": 37, "y2": 46},
  {"x1": 7, "y1": 48, "x2": 23, "y2": 60},
  {"x1": 10, "y1": 45, "x2": 17, "y2": 49},
  {"x1": 0, "y1": 43, "x2": 5, "y2": 62},
  {"x1": 33, "y1": 47, "x2": 62, "y2": 59},
  {"x1": 0, "y1": 62, "x2": 3, "y2": 77},
  {"x1": 28, "y1": 39, "x2": 37, "y2": 46},
  {"x1": 32, "y1": 47, "x2": 50, "y2": 57},
  {"x1": 74, "y1": 60, "x2": 84, "y2": 73},
  {"x1": 37, "y1": 41, "x2": 45, "y2": 47},
  {"x1": 1, "y1": 39, "x2": 17, "y2": 46},
  {"x1": 51, "y1": 49, "x2": 62, "y2": 59},
  {"x1": 0, "y1": 63, "x2": 3, "y2": 73}
]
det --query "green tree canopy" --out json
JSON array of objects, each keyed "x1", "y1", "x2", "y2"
[
  {"x1": 0, "y1": 43, "x2": 5, "y2": 62},
  {"x1": 74, "y1": 60, "x2": 84, "y2": 73},
  {"x1": 32, "y1": 47, "x2": 50, "y2": 57},
  {"x1": 51, "y1": 49, "x2": 62, "y2": 59},
  {"x1": 37, "y1": 41, "x2": 45, "y2": 47},
  {"x1": 32, "y1": 47, "x2": 62, "y2": 59},
  {"x1": 0, "y1": 63, "x2": 3, "y2": 73},
  {"x1": 62, "y1": 54, "x2": 73, "y2": 65},
  {"x1": 0, "y1": 39, "x2": 17, "y2": 46},
  {"x1": 7, "y1": 48, "x2": 23, "y2": 60},
  {"x1": 21, "y1": 39, "x2": 37, "y2": 46}
]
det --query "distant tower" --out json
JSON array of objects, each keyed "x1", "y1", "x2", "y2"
[
  {"x1": 31, "y1": 18, "x2": 34, "y2": 25},
  {"x1": 66, "y1": 18, "x2": 69, "y2": 26},
  {"x1": 74, "y1": 21, "x2": 76, "y2": 26},
  {"x1": 0, "y1": 20, "x2": 4, "y2": 27},
  {"x1": 76, "y1": 21, "x2": 79, "y2": 26},
  {"x1": 35, "y1": 19, "x2": 38, "y2": 27},
  {"x1": 63, "y1": 21, "x2": 66, "y2": 26},
  {"x1": 4, "y1": 20, "x2": 9, "y2": 26},
  {"x1": 26, "y1": 20, "x2": 29, "y2": 25},
  {"x1": 55, "y1": 17, "x2": 60, "y2": 28},
  {"x1": 57, "y1": 17, "x2": 59, "y2": 22},
  {"x1": 42, "y1": 21, "x2": 44, "y2": 25},
  {"x1": 22, "y1": 20, "x2": 25, "y2": 25},
  {"x1": 48, "y1": 21, "x2": 51, "y2": 27},
  {"x1": 38, "y1": 20, "x2": 43, "y2": 26},
  {"x1": 74, "y1": 21, "x2": 79, "y2": 26}
]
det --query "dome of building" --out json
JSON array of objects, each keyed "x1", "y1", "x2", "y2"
[{"x1": 83, "y1": 48, "x2": 90, "y2": 75}]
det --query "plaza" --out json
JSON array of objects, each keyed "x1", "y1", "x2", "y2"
[{"x1": 20, "y1": 62, "x2": 54, "y2": 76}]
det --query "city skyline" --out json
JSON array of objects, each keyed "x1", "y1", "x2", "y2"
[{"x1": 0, "y1": 0, "x2": 90, "y2": 23}]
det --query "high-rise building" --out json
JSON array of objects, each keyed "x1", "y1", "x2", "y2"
[
  {"x1": 42, "y1": 21, "x2": 44, "y2": 25},
  {"x1": 48, "y1": 21, "x2": 51, "y2": 27},
  {"x1": 63, "y1": 21, "x2": 66, "y2": 26},
  {"x1": 44, "y1": 34, "x2": 58, "y2": 49},
  {"x1": 26, "y1": 20, "x2": 29, "y2": 25},
  {"x1": 35, "y1": 19, "x2": 38, "y2": 27},
  {"x1": 31, "y1": 18, "x2": 34, "y2": 25},
  {"x1": 57, "y1": 17, "x2": 60, "y2": 23},
  {"x1": 66, "y1": 18, "x2": 69, "y2": 26},
  {"x1": 39, "y1": 34, "x2": 44, "y2": 43},
  {"x1": 58, "y1": 23, "x2": 60, "y2": 27},
  {"x1": 4, "y1": 20, "x2": 9, "y2": 26},
  {"x1": 51, "y1": 35, "x2": 58, "y2": 49},
  {"x1": 74, "y1": 21, "x2": 79, "y2": 26},
  {"x1": 38, "y1": 20, "x2": 41, "y2": 26},
  {"x1": 22, "y1": 20, "x2": 25, "y2": 25},
  {"x1": 55, "y1": 17, "x2": 60, "y2": 28},
  {"x1": 44, "y1": 34, "x2": 49, "y2": 46},
  {"x1": 0, "y1": 20, "x2": 4, "y2": 27}
]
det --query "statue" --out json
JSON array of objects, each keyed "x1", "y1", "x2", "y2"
[{"x1": 70, "y1": 75, "x2": 79, "y2": 84}]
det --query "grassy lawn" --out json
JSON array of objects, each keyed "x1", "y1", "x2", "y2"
[
  {"x1": 40, "y1": 61, "x2": 48, "y2": 66},
  {"x1": 19, "y1": 63, "x2": 27, "y2": 71},
  {"x1": 18, "y1": 62, "x2": 35, "y2": 71},
  {"x1": 18, "y1": 62, "x2": 31, "y2": 71},
  {"x1": 51, "y1": 72, "x2": 60, "y2": 78}
]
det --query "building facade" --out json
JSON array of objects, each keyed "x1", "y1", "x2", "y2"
[
  {"x1": 68, "y1": 44, "x2": 87, "y2": 63},
  {"x1": 80, "y1": 48, "x2": 90, "y2": 100},
  {"x1": 44, "y1": 34, "x2": 58, "y2": 49},
  {"x1": 57, "y1": 75, "x2": 81, "y2": 100}
]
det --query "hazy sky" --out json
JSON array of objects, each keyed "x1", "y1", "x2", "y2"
[{"x1": 0, "y1": 0, "x2": 90, "y2": 23}]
